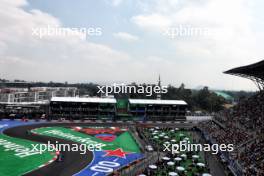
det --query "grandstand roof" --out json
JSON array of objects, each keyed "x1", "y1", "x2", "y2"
[
  {"x1": 214, "y1": 91, "x2": 233, "y2": 100},
  {"x1": 224, "y1": 60, "x2": 264, "y2": 78},
  {"x1": 51, "y1": 97, "x2": 116, "y2": 103},
  {"x1": 224, "y1": 60, "x2": 264, "y2": 90},
  {"x1": 0, "y1": 101, "x2": 49, "y2": 105},
  {"x1": 128, "y1": 99, "x2": 187, "y2": 105}
]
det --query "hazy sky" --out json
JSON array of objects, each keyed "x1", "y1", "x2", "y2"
[{"x1": 0, "y1": 0, "x2": 264, "y2": 91}]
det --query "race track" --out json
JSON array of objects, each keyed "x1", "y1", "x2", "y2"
[
  {"x1": 3, "y1": 123, "x2": 94, "y2": 176},
  {"x1": 2, "y1": 121, "x2": 195, "y2": 176}
]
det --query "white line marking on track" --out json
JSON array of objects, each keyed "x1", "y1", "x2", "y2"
[
  {"x1": 92, "y1": 172, "x2": 99, "y2": 176},
  {"x1": 113, "y1": 158, "x2": 119, "y2": 162}
]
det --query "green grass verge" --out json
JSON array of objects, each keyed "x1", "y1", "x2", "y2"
[
  {"x1": 0, "y1": 134, "x2": 56, "y2": 176},
  {"x1": 32, "y1": 127, "x2": 141, "y2": 152}
]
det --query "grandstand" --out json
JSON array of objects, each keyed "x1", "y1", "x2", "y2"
[
  {"x1": 224, "y1": 60, "x2": 264, "y2": 131},
  {"x1": 50, "y1": 97, "x2": 116, "y2": 120},
  {"x1": 128, "y1": 99, "x2": 187, "y2": 121},
  {"x1": 196, "y1": 60, "x2": 264, "y2": 176},
  {"x1": 49, "y1": 97, "x2": 188, "y2": 121}
]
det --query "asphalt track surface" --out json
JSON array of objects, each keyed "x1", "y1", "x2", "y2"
[
  {"x1": 3, "y1": 123, "x2": 95, "y2": 176},
  {"x1": 2, "y1": 122, "x2": 195, "y2": 176}
]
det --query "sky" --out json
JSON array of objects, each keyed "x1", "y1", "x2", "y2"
[{"x1": 0, "y1": 0, "x2": 264, "y2": 91}]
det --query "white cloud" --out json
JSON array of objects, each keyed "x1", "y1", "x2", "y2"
[
  {"x1": 130, "y1": 0, "x2": 264, "y2": 90},
  {"x1": 0, "y1": 0, "x2": 175, "y2": 86},
  {"x1": 106, "y1": 0, "x2": 123, "y2": 7},
  {"x1": 131, "y1": 14, "x2": 172, "y2": 31},
  {"x1": 113, "y1": 32, "x2": 139, "y2": 42},
  {"x1": 0, "y1": 0, "x2": 263, "y2": 91},
  {"x1": 0, "y1": 0, "x2": 133, "y2": 82}
]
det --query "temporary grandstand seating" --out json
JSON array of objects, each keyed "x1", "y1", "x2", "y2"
[
  {"x1": 50, "y1": 97, "x2": 116, "y2": 120},
  {"x1": 50, "y1": 97, "x2": 188, "y2": 121},
  {"x1": 129, "y1": 99, "x2": 187, "y2": 121}
]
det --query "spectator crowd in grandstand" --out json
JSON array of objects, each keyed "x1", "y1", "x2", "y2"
[{"x1": 198, "y1": 91, "x2": 264, "y2": 176}]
